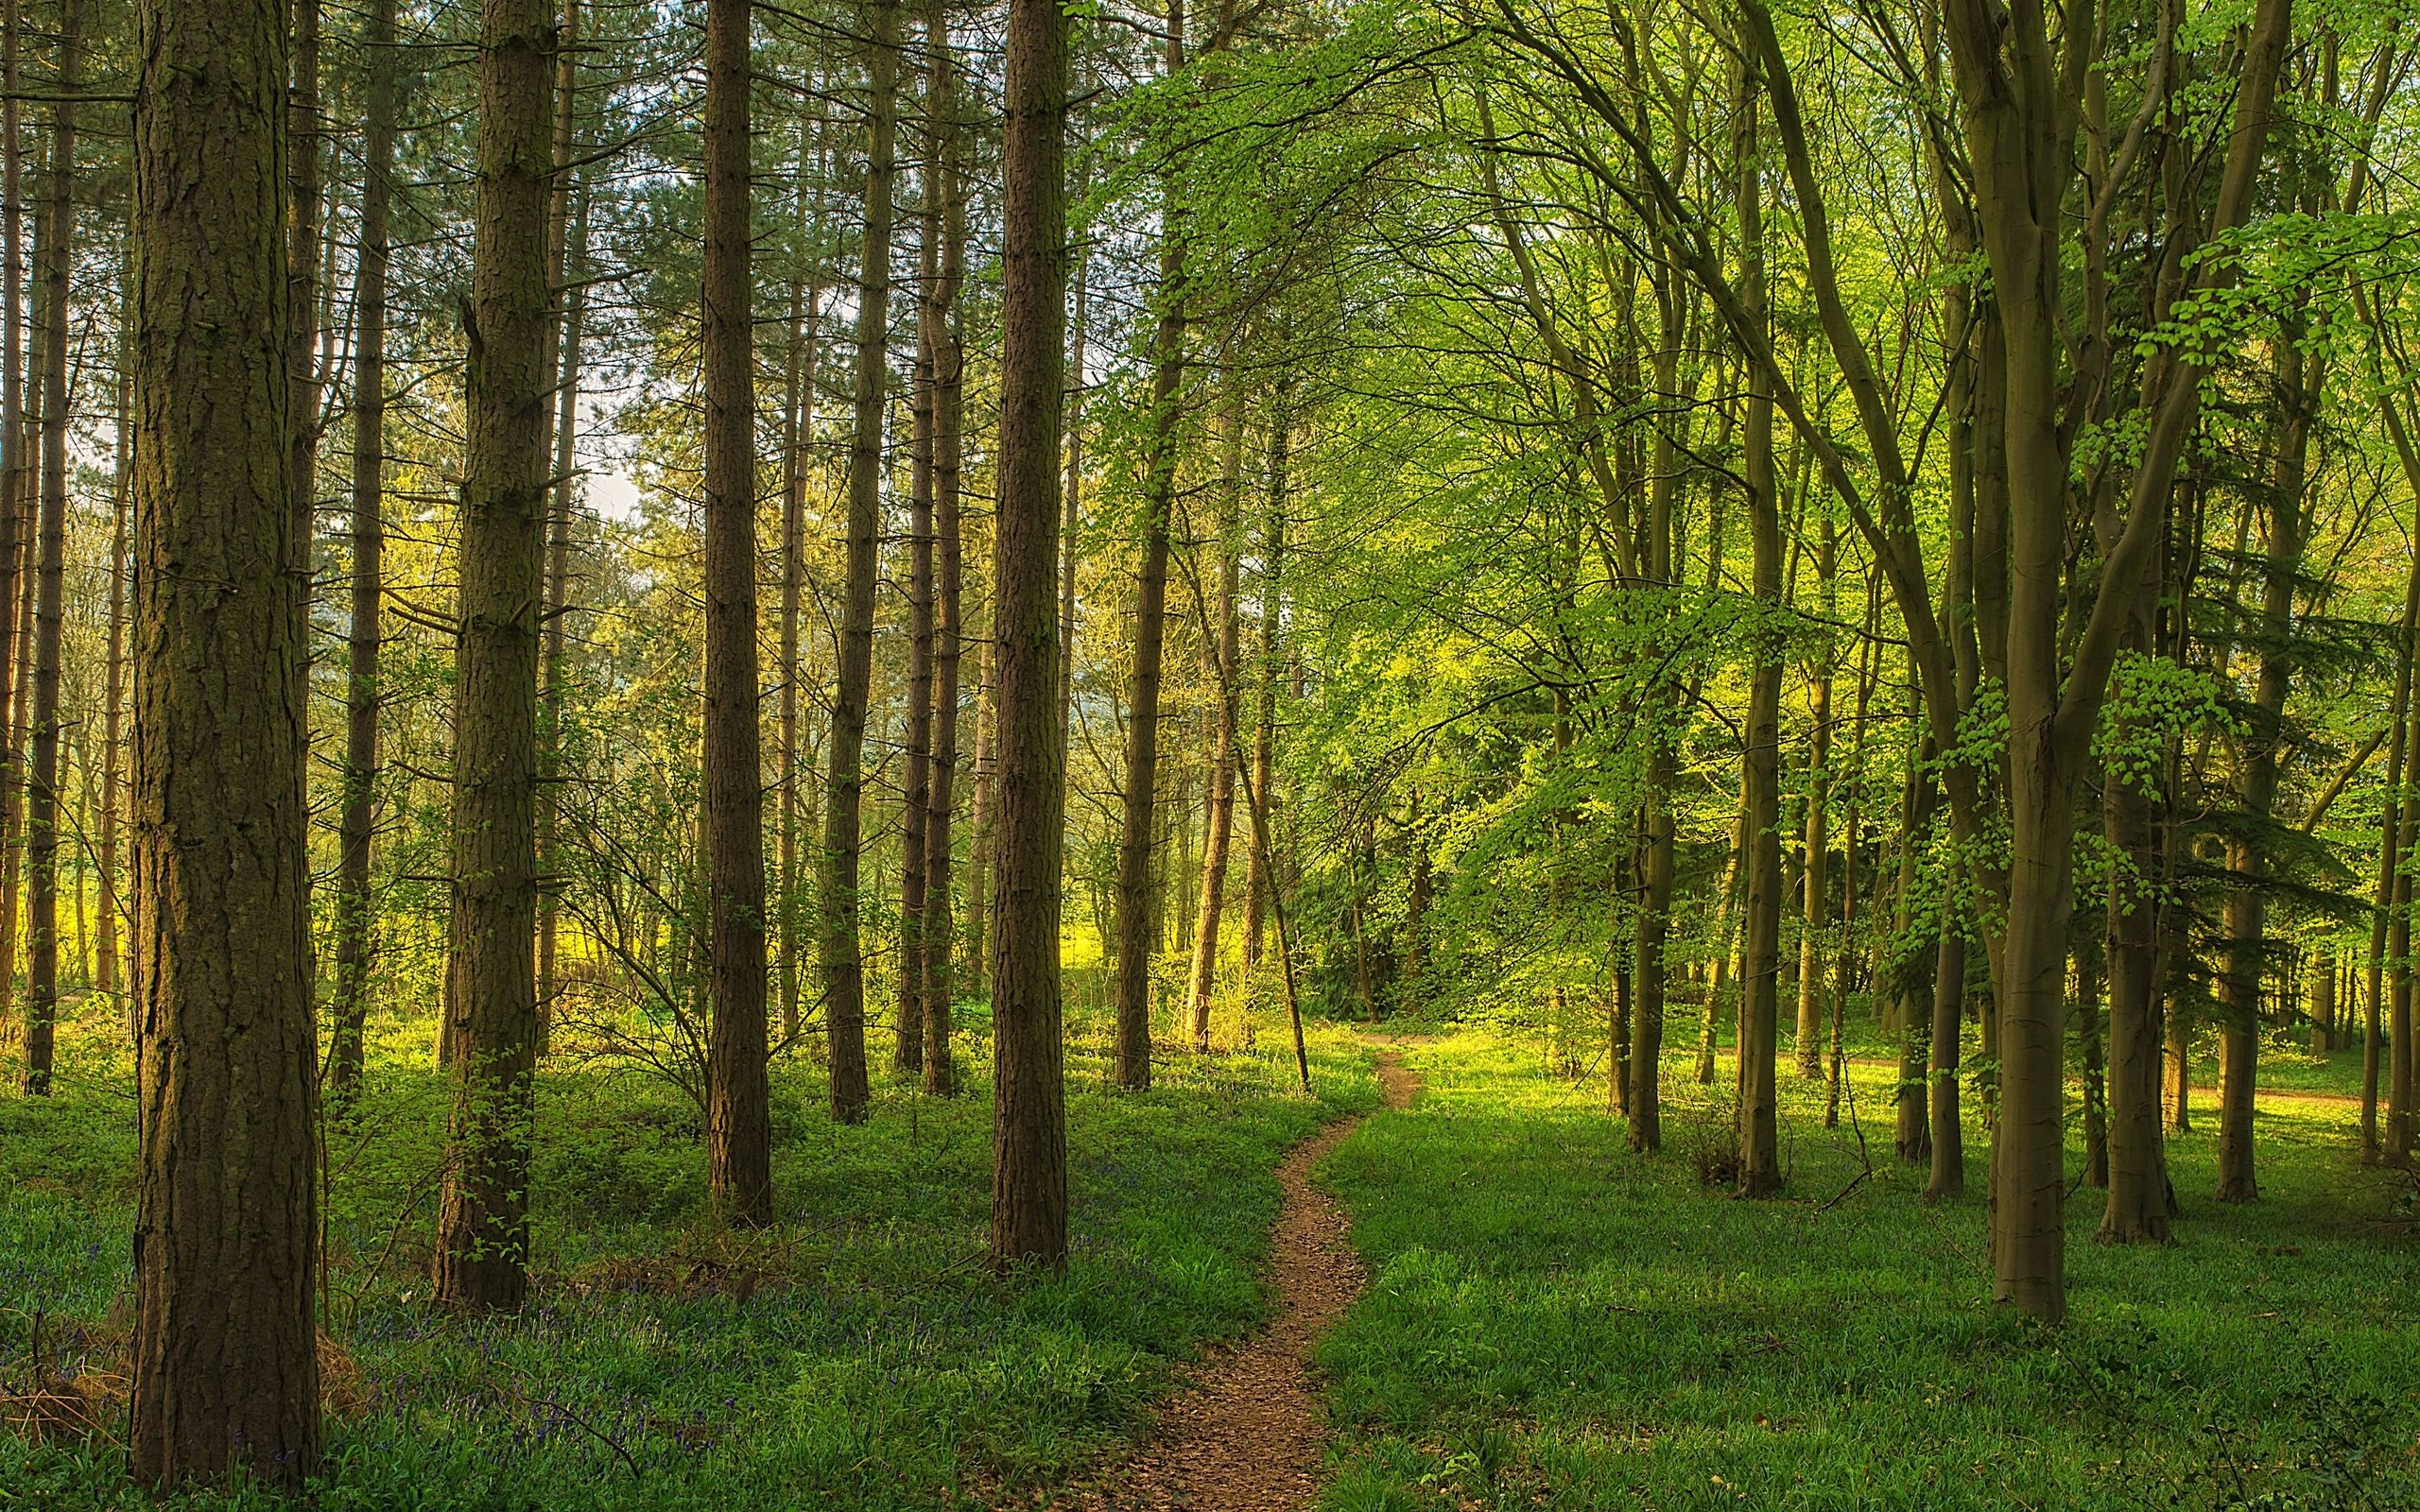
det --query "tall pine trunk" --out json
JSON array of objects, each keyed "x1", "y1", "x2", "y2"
[
  {"x1": 331, "y1": 0, "x2": 397, "y2": 1104},
  {"x1": 992, "y1": 0, "x2": 1071, "y2": 1267},
  {"x1": 127, "y1": 0, "x2": 320, "y2": 1476},
  {"x1": 20, "y1": 0, "x2": 76, "y2": 1095},
  {"x1": 702, "y1": 0, "x2": 771, "y2": 1225},
  {"x1": 920, "y1": 0, "x2": 965, "y2": 1095},
  {"x1": 822, "y1": 0, "x2": 901, "y2": 1124},
  {"x1": 434, "y1": 0, "x2": 556, "y2": 1310}
]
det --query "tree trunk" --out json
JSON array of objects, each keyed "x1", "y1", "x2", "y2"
[
  {"x1": 1734, "y1": 50, "x2": 1782, "y2": 1196},
  {"x1": 534, "y1": 0, "x2": 584, "y2": 1057},
  {"x1": 98, "y1": 300, "x2": 127, "y2": 1004},
  {"x1": 1058, "y1": 251, "x2": 1086, "y2": 736},
  {"x1": 2217, "y1": 339, "x2": 2317, "y2": 1202},
  {"x1": 778, "y1": 115, "x2": 825, "y2": 1047},
  {"x1": 1186, "y1": 386, "x2": 1244, "y2": 1052},
  {"x1": 702, "y1": 0, "x2": 770, "y2": 1227},
  {"x1": 1243, "y1": 381, "x2": 1288, "y2": 978},
  {"x1": 1793, "y1": 515, "x2": 1834, "y2": 1078},
  {"x1": 920, "y1": 0, "x2": 964, "y2": 1097},
  {"x1": 2077, "y1": 949, "x2": 2107, "y2": 1188},
  {"x1": 19, "y1": 0, "x2": 75, "y2": 1096},
  {"x1": 2360, "y1": 468, "x2": 2419, "y2": 1158},
  {"x1": 127, "y1": 0, "x2": 320, "y2": 1477},
  {"x1": 992, "y1": 0, "x2": 1071, "y2": 1267},
  {"x1": 823, "y1": 0, "x2": 901, "y2": 1124},
  {"x1": 434, "y1": 0, "x2": 556, "y2": 1311},
  {"x1": 1112, "y1": 9, "x2": 1189, "y2": 1090},
  {"x1": 331, "y1": 0, "x2": 398, "y2": 1105},
  {"x1": 897, "y1": 83, "x2": 942, "y2": 1074}
]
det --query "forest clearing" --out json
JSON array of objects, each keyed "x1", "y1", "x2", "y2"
[{"x1": 5, "y1": 0, "x2": 2420, "y2": 1504}]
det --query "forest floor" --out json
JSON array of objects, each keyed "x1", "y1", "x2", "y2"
[
  {"x1": 0, "y1": 1001, "x2": 1383, "y2": 1510},
  {"x1": 1315, "y1": 1029, "x2": 2420, "y2": 1511},
  {"x1": 5, "y1": 1005, "x2": 2416, "y2": 1509},
  {"x1": 1050, "y1": 1050, "x2": 1422, "y2": 1511}
]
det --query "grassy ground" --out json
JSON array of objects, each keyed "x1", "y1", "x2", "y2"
[
  {"x1": 0, "y1": 991, "x2": 1377, "y2": 1510},
  {"x1": 1315, "y1": 1027, "x2": 2420, "y2": 1511}
]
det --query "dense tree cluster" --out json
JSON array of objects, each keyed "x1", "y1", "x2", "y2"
[{"x1": 6, "y1": 0, "x2": 2419, "y2": 1486}]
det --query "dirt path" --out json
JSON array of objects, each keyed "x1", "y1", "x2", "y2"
[{"x1": 1046, "y1": 1051, "x2": 1422, "y2": 1511}]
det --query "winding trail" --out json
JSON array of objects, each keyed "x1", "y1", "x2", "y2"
[{"x1": 1047, "y1": 1048, "x2": 1422, "y2": 1511}]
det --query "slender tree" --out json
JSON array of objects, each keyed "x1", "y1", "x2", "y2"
[
  {"x1": 19, "y1": 0, "x2": 76, "y2": 1096},
  {"x1": 434, "y1": 0, "x2": 558, "y2": 1311},
  {"x1": 992, "y1": 0, "x2": 1071, "y2": 1268},
  {"x1": 921, "y1": 0, "x2": 966, "y2": 1095},
  {"x1": 332, "y1": 0, "x2": 401, "y2": 1105},
  {"x1": 823, "y1": 0, "x2": 902, "y2": 1124},
  {"x1": 703, "y1": 0, "x2": 771, "y2": 1225}
]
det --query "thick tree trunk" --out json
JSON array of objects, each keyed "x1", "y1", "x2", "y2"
[
  {"x1": 991, "y1": 0, "x2": 1071, "y2": 1268},
  {"x1": 126, "y1": 0, "x2": 320, "y2": 1477},
  {"x1": 434, "y1": 0, "x2": 556, "y2": 1311},
  {"x1": 331, "y1": 0, "x2": 398, "y2": 1105},
  {"x1": 702, "y1": 0, "x2": 770, "y2": 1226},
  {"x1": 823, "y1": 0, "x2": 900, "y2": 1124},
  {"x1": 2100, "y1": 662, "x2": 2174, "y2": 1241},
  {"x1": 19, "y1": 0, "x2": 75, "y2": 1096}
]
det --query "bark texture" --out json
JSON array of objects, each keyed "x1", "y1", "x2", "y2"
[{"x1": 127, "y1": 0, "x2": 321, "y2": 1478}]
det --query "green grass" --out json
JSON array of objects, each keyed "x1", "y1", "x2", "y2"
[
  {"x1": 0, "y1": 989, "x2": 1377, "y2": 1510},
  {"x1": 1315, "y1": 1028, "x2": 2420, "y2": 1511}
]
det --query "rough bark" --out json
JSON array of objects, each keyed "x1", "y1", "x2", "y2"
[
  {"x1": 127, "y1": 0, "x2": 320, "y2": 1476},
  {"x1": 992, "y1": 0, "x2": 1071, "y2": 1267},
  {"x1": 434, "y1": 0, "x2": 556, "y2": 1310},
  {"x1": 702, "y1": 0, "x2": 771, "y2": 1226}
]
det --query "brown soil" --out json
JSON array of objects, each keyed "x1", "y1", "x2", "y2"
[{"x1": 1042, "y1": 1051, "x2": 1422, "y2": 1511}]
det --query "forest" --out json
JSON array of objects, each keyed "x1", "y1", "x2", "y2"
[{"x1": 3, "y1": 0, "x2": 2420, "y2": 1504}]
